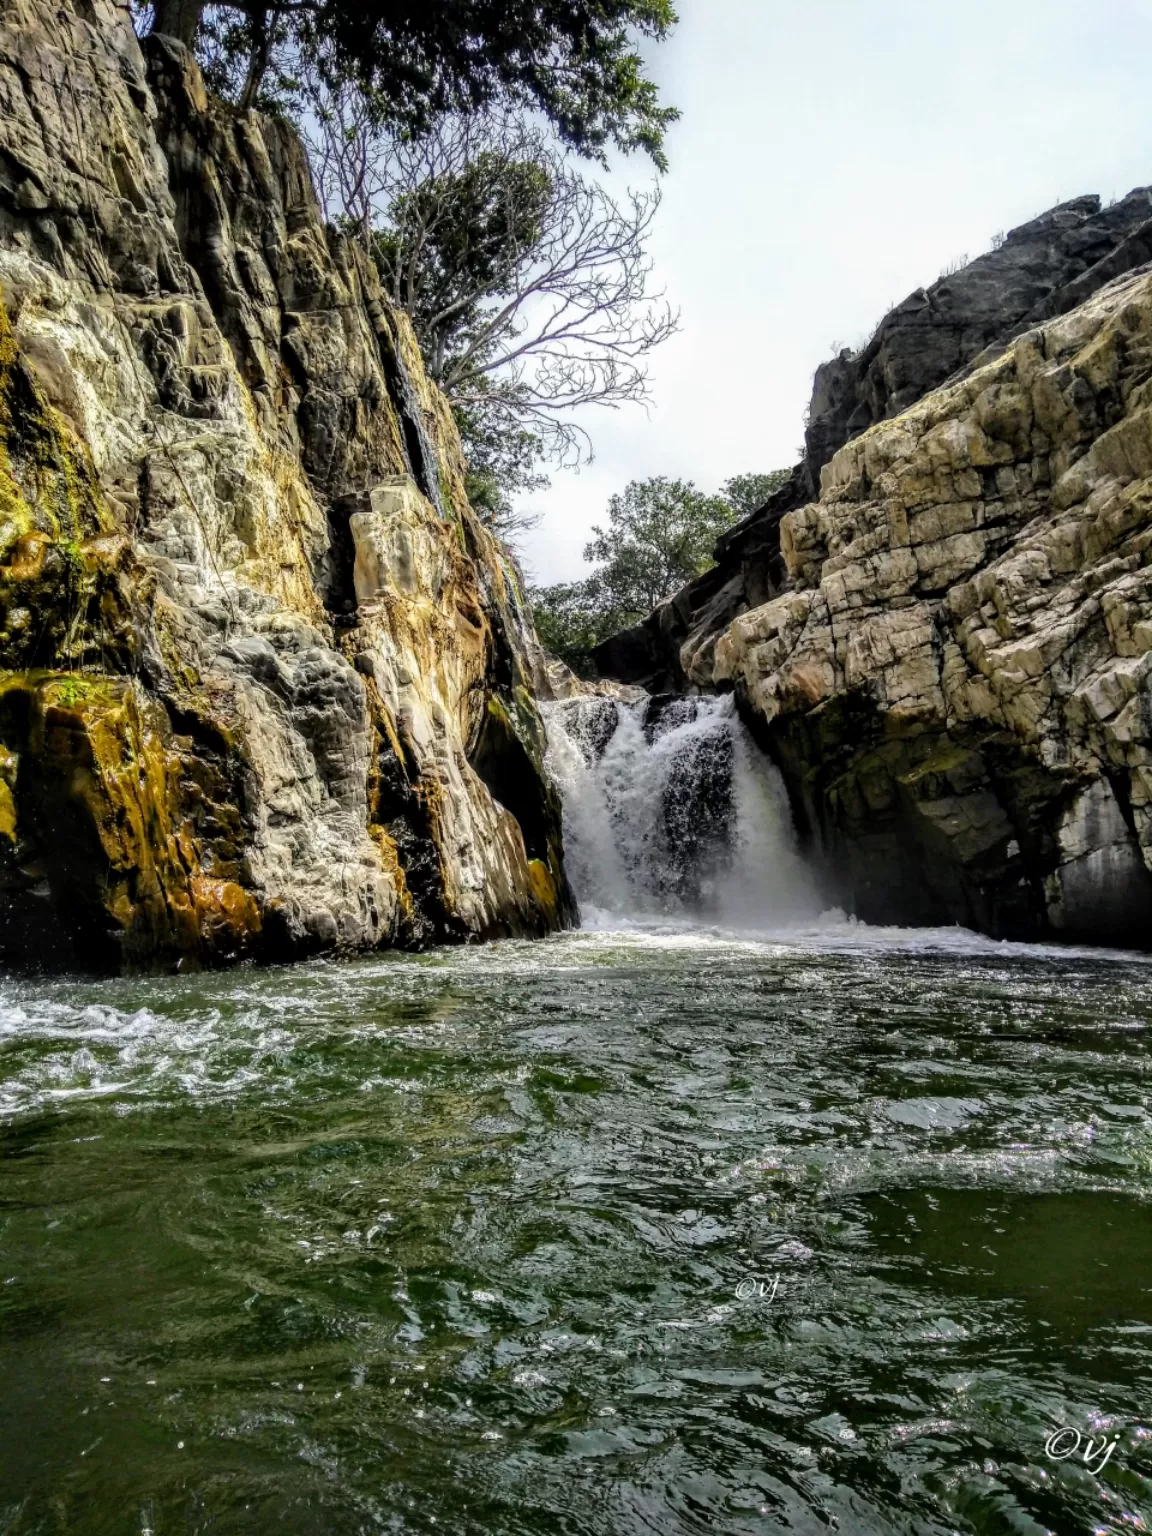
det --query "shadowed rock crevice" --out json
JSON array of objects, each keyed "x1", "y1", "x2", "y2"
[{"x1": 467, "y1": 695, "x2": 555, "y2": 864}]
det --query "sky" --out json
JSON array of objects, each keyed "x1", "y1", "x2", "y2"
[{"x1": 517, "y1": 0, "x2": 1152, "y2": 585}]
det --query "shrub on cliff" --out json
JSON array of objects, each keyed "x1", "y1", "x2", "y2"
[{"x1": 720, "y1": 470, "x2": 792, "y2": 519}]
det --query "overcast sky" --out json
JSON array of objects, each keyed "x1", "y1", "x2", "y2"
[{"x1": 517, "y1": 0, "x2": 1152, "y2": 584}]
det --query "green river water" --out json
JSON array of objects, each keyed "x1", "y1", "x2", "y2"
[{"x1": 1, "y1": 921, "x2": 1151, "y2": 1534}]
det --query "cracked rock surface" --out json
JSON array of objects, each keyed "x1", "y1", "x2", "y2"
[
  {"x1": 0, "y1": 0, "x2": 571, "y2": 972},
  {"x1": 712, "y1": 267, "x2": 1152, "y2": 943}
]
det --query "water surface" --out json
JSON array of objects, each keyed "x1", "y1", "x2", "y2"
[{"x1": 2, "y1": 921, "x2": 1152, "y2": 1533}]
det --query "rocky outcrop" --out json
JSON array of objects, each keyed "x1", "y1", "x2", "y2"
[
  {"x1": 0, "y1": 0, "x2": 572, "y2": 971},
  {"x1": 597, "y1": 189, "x2": 1152, "y2": 696},
  {"x1": 532, "y1": 649, "x2": 645, "y2": 706},
  {"x1": 713, "y1": 266, "x2": 1152, "y2": 945},
  {"x1": 805, "y1": 189, "x2": 1152, "y2": 481}
]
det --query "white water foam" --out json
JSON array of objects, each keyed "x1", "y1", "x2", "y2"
[{"x1": 543, "y1": 694, "x2": 819, "y2": 928}]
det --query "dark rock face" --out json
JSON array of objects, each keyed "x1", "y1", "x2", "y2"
[
  {"x1": 753, "y1": 697, "x2": 1152, "y2": 950},
  {"x1": 805, "y1": 189, "x2": 1152, "y2": 481},
  {"x1": 596, "y1": 187, "x2": 1152, "y2": 696},
  {"x1": 0, "y1": 0, "x2": 572, "y2": 972}
]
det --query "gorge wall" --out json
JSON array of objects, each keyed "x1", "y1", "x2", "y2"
[
  {"x1": 597, "y1": 194, "x2": 1152, "y2": 946},
  {"x1": 0, "y1": 0, "x2": 572, "y2": 972}
]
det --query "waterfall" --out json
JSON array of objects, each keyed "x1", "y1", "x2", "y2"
[{"x1": 543, "y1": 694, "x2": 817, "y2": 927}]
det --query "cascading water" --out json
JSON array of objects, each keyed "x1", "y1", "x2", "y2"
[{"x1": 543, "y1": 693, "x2": 818, "y2": 925}]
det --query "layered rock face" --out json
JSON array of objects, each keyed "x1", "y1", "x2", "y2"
[
  {"x1": 716, "y1": 268, "x2": 1152, "y2": 944},
  {"x1": 0, "y1": 0, "x2": 571, "y2": 971},
  {"x1": 589, "y1": 183, "x2": 1152, "y2": 944},
  {"x1": 598, "y1": 189, "x2": 1152, "y2": 696}
]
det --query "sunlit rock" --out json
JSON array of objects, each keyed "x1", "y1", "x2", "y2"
[{"x1": 0, "y1": 0, "x2": 572, "y2": 971}]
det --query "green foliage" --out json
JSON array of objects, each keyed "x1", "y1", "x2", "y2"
[
  {"x1": 530, "y1": 470, "x2": 790, "y2": 674},
  {"x1": 318, "y1": 0, "x2": 679, "y2": 168},
  {"x1": 198, "y1": 7, "x2": 298, "y2": 110},
  {"x1": 452, "y1": 389, "x2": 548, "y2": 538},
  {"x1": 143, "y1": 0, "x2": 678, "y2": 168},
  {"x1": 720, "y1": 469, "x2": 793, "y2": 519},
  {"x1": 373, "y1": 155, "x2": 554, "y2": 384},
  {"x1": 531, "y1": 581, "x2": 625, "y2": 679},
  {"x1": 583, "y1": 476, "x2": 736, "y2": 619}
]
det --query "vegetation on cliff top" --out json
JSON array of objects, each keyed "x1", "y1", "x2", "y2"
[
  {"x1": 532, "y1": 472, "x2": 790, "y2": 675},
  {"x1": 299, "y1": 89, "x2": 678, "y2": 535},
  {"x1": 138, "y1": 0, "x2": 677, "y2": 166},
  {"x1": 132, "y1": 3, "x2": 683, "y2": 543}
]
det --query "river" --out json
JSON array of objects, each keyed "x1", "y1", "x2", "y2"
[{"x1": 1, "y1": 698, "x2": 1151, "y2": 1533}]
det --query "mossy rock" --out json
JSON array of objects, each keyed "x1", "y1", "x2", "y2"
[{"x1": 0, "y1": 293, "x2": 109, "y2": 556}]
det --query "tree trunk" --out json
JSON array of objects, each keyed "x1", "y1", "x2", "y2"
[
  {"x1": 152, "y1": 0, "x2": 207, "y2": 48},
  {"x1": 238, "y1": 8, "x2": 271, "y2": 110}
]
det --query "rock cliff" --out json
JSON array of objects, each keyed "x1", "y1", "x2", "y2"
[
  {"x1": 597, "y1": 189, "x2": 1152, "y2": 697},
  {"x1": 0, "y1": 0, "x2": 572, "y2": 971},
  {"x1": 726, "y1": 271, "x2": 1152, "y2": 942},
  {"x1": 598, "y1": 200, "x2": 1152, "y2": 946}
]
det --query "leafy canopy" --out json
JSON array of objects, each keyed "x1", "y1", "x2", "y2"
[
  {"x1": 584, "y1": 476, "x2": 736, "y2": 618},
  {"x1": 720, "y1": 469, "x2": 793, "y2": 520},
  {"x1": 147, "y1": 0, "x2": 679, "y2": 167},
  {"x1": 532, "y1": 580, "x2": 621, "y2": 677},
  {"x1": 531, "y1": 472, "x2": 789, "y2": 675}
]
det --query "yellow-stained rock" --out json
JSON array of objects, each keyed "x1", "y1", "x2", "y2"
[{"x1": 0, "y1": 2, "x2": 573, "y2": 971}]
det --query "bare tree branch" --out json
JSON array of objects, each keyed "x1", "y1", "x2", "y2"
[{"x1": 298, "y1": 79, "x2": 678, "y2": 468}]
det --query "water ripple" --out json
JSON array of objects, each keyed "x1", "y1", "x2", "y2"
[{"x1": 0, "y1": 926, "x2": 1150, "y2": 1532}]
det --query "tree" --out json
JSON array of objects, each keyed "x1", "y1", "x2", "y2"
[
  {"x1": 583, "y1": 476, "x2": 737, "y2": 620},
  {"x1": 140, "y1": 0, "x2": 678, "y2": 169},
  {"x1": 720, "y1": 469, "x2": 792, "y2": 520},
  {"x1": 302, "y1": 102, "x2": 678, "y2": 471},
  {"x1": 532, "y1": 580, "x2": 626, "y2": 678},
  {"x1": 299, "y1": 94, "x2": 678, "y2": 539},
  {"x1": 530, "y1": 471, "x2": 791, "y2": 673},
  {"x1": 451, "y1": 387, "x2": 547, "y2": 541},
  {"x1": 529, "y1": 476, "x2": 734, "y2": 675},
  {"x1": 193, "y1": 6, "x2": 299, "y2": 111}
]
